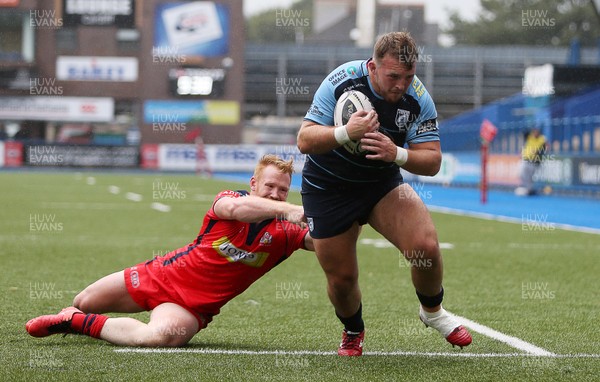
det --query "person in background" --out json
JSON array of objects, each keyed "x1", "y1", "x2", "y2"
[{"x1": 516, "y1": 128, "x2": 548, "y2": 196}]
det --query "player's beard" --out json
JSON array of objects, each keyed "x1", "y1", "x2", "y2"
[{"x1": 383, "y1": 90, "x2": 403, "y2": 103}]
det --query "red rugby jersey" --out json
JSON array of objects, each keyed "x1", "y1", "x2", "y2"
[{"x1": 153, "y1": 190, "x2": 308, "y2": 315}]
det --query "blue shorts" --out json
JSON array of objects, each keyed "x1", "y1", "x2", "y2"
[{"x1": 301, "y1": 174, "x2": 402, "y2": 239}]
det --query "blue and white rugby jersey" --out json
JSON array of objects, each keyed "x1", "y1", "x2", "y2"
[{"x1": 302, "y1": 59, "x2": 439, "y2": 186}]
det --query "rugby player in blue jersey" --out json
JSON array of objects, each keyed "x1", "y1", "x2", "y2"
[{"x1": 297, "y1": 31, "x2": 472, "y2": 356}]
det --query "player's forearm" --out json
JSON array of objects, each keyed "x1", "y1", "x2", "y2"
[
  {"x1": 401, "y1": 148, "x2": 441, "y2": 176},
  {"x1": 303, "y1": 233, "x2": 315, "y2": 251},
  {"x1": 220, "y1": 196, "x2": 300, "y2": 223},
  {"x1": 297, "y1": 122, "x2": 339, "y2": 154}
]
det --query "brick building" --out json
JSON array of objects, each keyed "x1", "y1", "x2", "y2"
[{"x1": 0, "y1": 0, "x2": 245, "y2": 145}]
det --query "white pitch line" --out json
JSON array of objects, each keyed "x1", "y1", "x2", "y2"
[
  {"x1": 41, "y1": 202, "x2": 143, "y2": 210},
  {"x1": 108, "y1": 185, "x2": 121, "y2": 194},
  {"x1": 427, "y1": 205, "x2": 600, "y2": 235},
  {"x1": 125, "y1": 192, "x2": 143, "y2": 202},
  {"x1": 193, "y1": 194, "x2": 218, "y2": 202},
  {"x1": 359, "y1": 238, "x2": 454, "y2": 250},
  {"x1": 448, "y1": 311, "x2": 556, "y2": 356},
  {"x1": 151, "y1": 202, "x2": 171, "y2": 213},
  {"x1": 113, "y1": 348, "x2": 598, "y2": 358}
]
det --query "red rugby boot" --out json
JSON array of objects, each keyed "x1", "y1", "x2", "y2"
[
  {"x1": 419, "y1": 306, "x2": 472, "y2": 349},
  {"x1": 444, "y1": 325, "x2": 473, "y2": 348},
  {"x1": 338, "y1": 330, "x2": 364, "y2": 356},
  {"x1": 26, "y1": 307, "x2": 83, "y2": 337}
]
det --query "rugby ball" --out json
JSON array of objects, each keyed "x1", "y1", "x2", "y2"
[
  {"x1": 333, "y1": 90, "x2": 373, "y2": 127},
  {"x1": 333, "y1": 90, "x2": 374, "y2": 155}
]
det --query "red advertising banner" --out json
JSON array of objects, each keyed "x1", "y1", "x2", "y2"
[
  {"x1": 140, "y1": 144, "x2": 159, "y2": 169},
  {"x1": 0, "y1": 0, "x2": 20, "y2": 7},
  {"x1": 4, "y1": 141, "x2": 23, "y2": 167}
]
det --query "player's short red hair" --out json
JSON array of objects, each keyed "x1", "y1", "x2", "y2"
[{"x1": 253, "y1": 155, "x2": 294, "y2": 180}]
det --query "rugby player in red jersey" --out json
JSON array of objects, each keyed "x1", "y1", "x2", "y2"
[{"x1": 26, "y1": 155, "x2": 313, "y2": 347}]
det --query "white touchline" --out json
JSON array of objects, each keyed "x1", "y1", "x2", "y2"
[
  {"x1": 427, "y1": 205, "x2": 600, "y2": 235},
  {"x1": 113, "y1": 348, "x2": 599, "y2": 358},
  {"x1": 115, "y1": 312, "x2": 561, "y2": 358},
  {"x1": 447, "y1": 311, "x2": 556, "y2": 356}
]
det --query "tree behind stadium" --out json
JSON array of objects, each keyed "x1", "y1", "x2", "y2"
[{"x1": 444, "y1": 0, "x2": 600, "y2": 47}]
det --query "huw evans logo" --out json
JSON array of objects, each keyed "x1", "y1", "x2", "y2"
[{"x1": 521, "y1": 9, "x2": 556, "y2": 28}]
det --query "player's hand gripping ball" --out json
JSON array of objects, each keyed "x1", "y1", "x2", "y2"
[{"x1": 333, "y1": 90, "x2": 374, "y2": 155}]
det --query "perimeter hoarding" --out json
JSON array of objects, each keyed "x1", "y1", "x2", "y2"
[{"x1": 0, "y1": 97, "x2": 114, "y2": 122}]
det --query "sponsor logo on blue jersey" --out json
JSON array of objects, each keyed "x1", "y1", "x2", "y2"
[{"x1": 395, "y1": 109, "x2": 411, "y2": 129}]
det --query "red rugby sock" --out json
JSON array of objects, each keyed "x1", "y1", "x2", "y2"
[{"x1": 71, "y1": 313, "x2": 109, "y2": 338}]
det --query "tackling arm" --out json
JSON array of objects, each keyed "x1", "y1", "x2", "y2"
[
  {"x1": 304, "y1": 232, "x2": 315, "y2": 251},
  {"x1": 213, "y1": 195, "x2": 305, "y2": 224}
]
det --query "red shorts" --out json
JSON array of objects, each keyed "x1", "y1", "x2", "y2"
[{"x1": 124, "y1": 263, "x2": 213, "y2": 332}]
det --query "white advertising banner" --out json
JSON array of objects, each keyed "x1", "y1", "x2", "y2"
[
  {"x1": 157, "y1": 144, "x2": 306, "y2": 172},
  {"x1": 0, "y1": 96, "x2": 114, "y2": 122},
  {"x1": 56, "y1": 56, "x2": 138, "y2": 81},
  {"x1": 158, "y1": 144, "x2": 198, "y2": 171}
]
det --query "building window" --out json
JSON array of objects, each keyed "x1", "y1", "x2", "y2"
[
  {"x1": 55, "y1": 28, "x2": 78, "y2": 52},
  {"x1": 0, "y1": 12, "x2": 32, "y2": 62},
  {"x1": 116, "y1": 29, "x2": 140, "y2": 52}
]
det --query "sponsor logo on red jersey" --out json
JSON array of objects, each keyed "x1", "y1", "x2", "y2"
[{"x1": 212, "y1": 236, "x2": 269, "y2": 267}]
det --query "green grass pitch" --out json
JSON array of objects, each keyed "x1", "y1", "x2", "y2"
[{"x1": 1, "y1": 171, "x2": 599, "y2": 381}]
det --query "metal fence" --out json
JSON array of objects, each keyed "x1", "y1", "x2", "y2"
[
  {"x1": 440, "y1": 116, "x2": 600, "y2": 155},
  {"x1": 244, "y1": 43, "x2": 600, "y2": 121}
]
